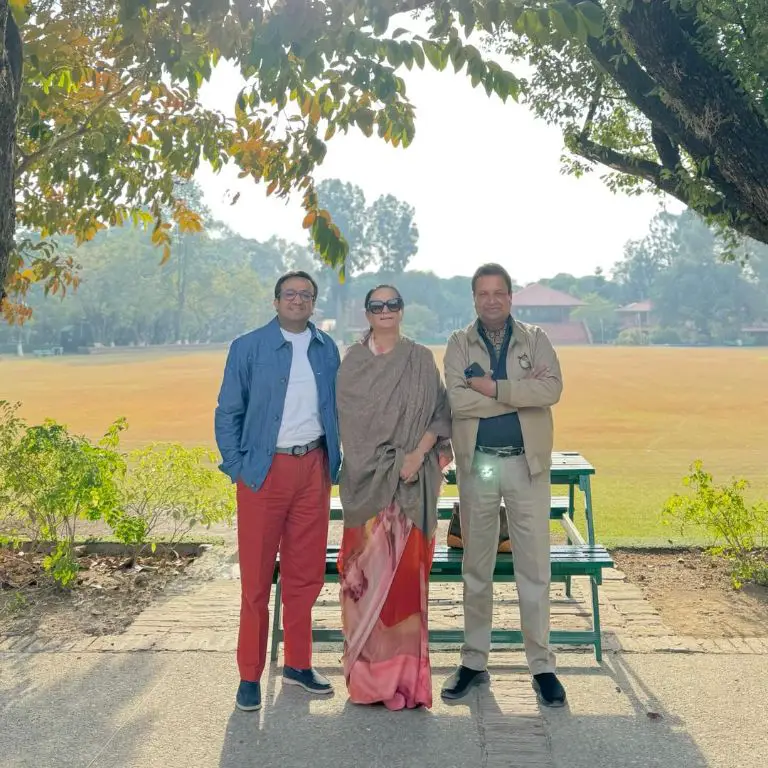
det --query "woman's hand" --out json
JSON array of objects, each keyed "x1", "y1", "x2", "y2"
[{"x1": 400, "y1": 450, "x2": 424, "y2": 482}]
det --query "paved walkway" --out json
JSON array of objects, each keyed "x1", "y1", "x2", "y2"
[{"x1": 2, "y1": 545, "x2": 767, "y2": 768}]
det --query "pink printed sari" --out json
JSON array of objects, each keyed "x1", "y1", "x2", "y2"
[{"x1": 337, "y1": 502, "x2": 435, "y2": 710}]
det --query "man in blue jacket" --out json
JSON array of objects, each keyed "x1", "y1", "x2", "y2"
[{"x1": 214, "y1": 270, "x2": 341, "y2": 712}]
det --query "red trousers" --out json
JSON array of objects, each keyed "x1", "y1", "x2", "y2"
[{"x1": 236, "y1": 449, "x2": 331, "y2": 681}]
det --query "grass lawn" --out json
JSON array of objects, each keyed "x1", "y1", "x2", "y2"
[{"x1": 6, "y1": 345, "x2": 768, "y2": 546}]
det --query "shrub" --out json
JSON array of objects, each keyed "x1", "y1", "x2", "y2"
[
  {"x1": 663, "y1": 460, "x2": 768, "y2": 588},
  {"x1": 109, "y1": 443, "x2": 235, "y2": 559},
  {"x1": 0, "y1": 401, "x2": 25, "y2": 534},
  {"x1": 615, "y1": 327, "x2": 649, "y2": 346},
  {"x1": 0, "y1": 418, "x2": 126, "y2": 587},
  {"x1": 650, "y1": 327, "x2": 682, "y2": 345}
]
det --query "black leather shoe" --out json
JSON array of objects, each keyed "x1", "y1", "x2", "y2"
[
  {"x1": 532, "y1": 673, "x2": 566, "y2": 707},
  {"x1": 441, "y1": 665, "x2": 490, "y2": 700}
]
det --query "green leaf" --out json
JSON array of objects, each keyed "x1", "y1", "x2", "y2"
[
  {"x1": 422, "y1": 42, "x2": 445, "y2": 71},
  {"x1": 386, "y1": 40, "x2": 403, "y2": 68},
  {"x1": 550, "y1": 4, "x2": 580, "y2": 39},
  {"x1": 391, "y1": 27, "x2": 409, "y2": 39},
  {"x1": 575, "y1": 1, "x2": 605, "y2": 37},
  {"x1": 412, "y1": 42, "x2": 425, "y2": 69}
]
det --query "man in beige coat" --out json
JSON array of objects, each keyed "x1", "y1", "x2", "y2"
[{"x1": 441, "y1": 263, "x2": 566, "y2": 707}]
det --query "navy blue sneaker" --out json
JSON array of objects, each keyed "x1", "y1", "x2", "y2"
[
  {"x1": 282, "y1": 666, "x2": 333, "y2": 695},
  {"x1": 235, "y1": 680, "x2": 262, "y2": 711}
]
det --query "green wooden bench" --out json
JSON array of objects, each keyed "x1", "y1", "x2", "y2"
[
  {"x1": 329, "y1": 495, "x2": 571, "y2": 521},
  {"x1": 331, "y1": 495, "x2": 581, "y2": 596},
  {"x1": 269, "y1": 543, "x2": 613, "y2": 664}
]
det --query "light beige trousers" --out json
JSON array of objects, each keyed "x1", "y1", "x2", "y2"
[{"x1": 458, "y1": 452, "x2": 555, "y2": 675}]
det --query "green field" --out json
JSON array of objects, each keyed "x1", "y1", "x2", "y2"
[{"x1": 5, "y1": 345, "x2": 768, "y2": 545}]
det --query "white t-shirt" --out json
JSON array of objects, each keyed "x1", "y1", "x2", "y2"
[{"x1": 277, "y1": 328, "x2": 324, "y2": 448}]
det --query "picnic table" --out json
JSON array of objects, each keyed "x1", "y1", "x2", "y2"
[{"x1": 272, "y1": 451, "x2": 612, "y2": 662}]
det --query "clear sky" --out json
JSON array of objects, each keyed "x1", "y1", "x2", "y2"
[{"x1": 196, "y1": 56, "x2": 677, "y2": 285}]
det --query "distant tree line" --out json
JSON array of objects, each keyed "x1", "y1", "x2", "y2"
[
  {"x1": 545, "y1": 209, "x2": 768, "y2": 346},
  {"x1": 4, "y1": 182, "x2": 768, "y2": 354}
]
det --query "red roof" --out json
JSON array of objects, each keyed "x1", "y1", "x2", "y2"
[
  {"x1": 617, "y1": 300, "x2": 653, "y2": 313},
  {"x1": 512, "y1": 283, "x2": 585, "y2": 307}
]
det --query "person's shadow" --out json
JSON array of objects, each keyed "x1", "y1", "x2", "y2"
[{"x1": 218, "y1": 664, "x2": 480, "y2": 768}]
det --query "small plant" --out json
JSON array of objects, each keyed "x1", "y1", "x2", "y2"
[
  {"x1": 663, "y1": 460, "x2": 768, "y2": 588},
  {"x1": 109, "y1": 443, "x2": 235, "y2": 560},
  {"x1": 1, "y1": 417, "x2": 127, "y2": 587},
  {"x1": 3, "y1": 591, "x2": 29, "y2": 616},
  {"x1": 0, "y1": 400, "x2": 25, "y2": 534}
]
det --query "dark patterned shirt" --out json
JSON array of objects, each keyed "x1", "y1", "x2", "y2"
[{"x1": 484, "y1": 326, "x2": 506, "y2": 358}]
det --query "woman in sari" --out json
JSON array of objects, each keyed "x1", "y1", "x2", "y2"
[{"x1": 336, "y1": 285, "x2": 452, "y2": 711}]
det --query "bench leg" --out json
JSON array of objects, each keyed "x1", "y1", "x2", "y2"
[
  {"x1": 590, "y1": 575, "x2": 603, "y2": 663},
  {"x1": 270, "y1": 576, "x2": 282, "y2": 662},
  {"x1": 565, "y1": 483, "x2": 576, "y2": 598}
]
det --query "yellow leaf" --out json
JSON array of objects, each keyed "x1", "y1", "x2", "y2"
[
  {"x1": 302, "y1": 211, "x2": 317, "y2": 229},
  {"x1": 160, "y1": 244, "x2": 171, "y2": 265},
  {"x1": 266, "y1": 179, "x2": 278, "y2": 196},
  {"x1": 309, "y1": 99, "x2": 321, "y2": 124}
]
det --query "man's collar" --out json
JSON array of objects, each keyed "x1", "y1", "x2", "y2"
[
  {"x1": 267, "y1": 316, "x2": 324, "y2": 349},
  {"x1": 468, "y1": 316, "x2": 520, "y2": 347}
]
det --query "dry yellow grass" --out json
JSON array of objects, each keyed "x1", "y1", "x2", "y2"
[{"x1": 4, "y1": 345, "x2": 768, "y2": 544}]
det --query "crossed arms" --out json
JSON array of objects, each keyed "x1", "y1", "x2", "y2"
[{"x1": 443, "y1": 329, "x2": 563, "y2": 418}]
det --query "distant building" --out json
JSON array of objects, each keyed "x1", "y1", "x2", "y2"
[
  {"x1": 616, "y1": 300, "x2": 654, "y2": 330},
  {"x1": 512, "y1": 284, "x2": 591, "y2": 345},
  {"x1": 741, "y1": 323, "x2": 768, "y2": 346}
]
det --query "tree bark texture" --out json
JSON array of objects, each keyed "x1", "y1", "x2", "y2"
[
  {"x1": 0, "y1": 3, "x2": 22, "y2": 309},
  {"x1": 618, "y1": 0, "x2": 768, "y2": 238}
]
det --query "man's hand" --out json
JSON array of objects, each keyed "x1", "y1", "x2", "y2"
[
  {"x1": 468, "y1": 373, "x2": 497, "y2": 398},
  {"x1": 400, "y1": 450, "x2": 424, "y2": 482}
]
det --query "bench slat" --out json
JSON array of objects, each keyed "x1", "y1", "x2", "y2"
[
  {"x1": 328, "y1": 495, "x2": 571, "y2": 521},
  {"x1": 275, "y1": 545, "x2": 613, "y2": 581}
]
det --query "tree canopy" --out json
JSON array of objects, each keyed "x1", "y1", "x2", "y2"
[{"x1": 2, "y1": 0, "x2": 767, "y2": 321}]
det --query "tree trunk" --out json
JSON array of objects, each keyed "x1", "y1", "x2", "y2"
[
  {"x1": 0, "y1": 4, "x2": 22, "y2": 310},
  {"x1": 619, "y1": 1, "x2": 768, "y2": 236}
]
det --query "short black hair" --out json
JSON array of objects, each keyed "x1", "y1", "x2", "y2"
[
  {"x1": 471, "y1": 263, "x2": 513, "y2": 294},
  {"x1": 274, "y1": 271, "x2": 318, "y2": 300},
  {"x1": 364, "y1": 284, "x2": 403, "y2": 309}
]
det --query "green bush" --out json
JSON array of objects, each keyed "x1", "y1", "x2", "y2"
[
  {"x1": 109, "y1": 443, "x2": 235, "y2": 558},
  {"x1": 0, "y1": 417, "x2": 126, "y2": 587},
  {"x1": 650, "y1": 327, "x2": 683, "y2": 345},
  {"x1": 663, "y1": 460, "x2": 768, "y2": 588},
  {"x1": 0, "y1": 401, "x2": 25, "y2": 534},
  {"x1": 615, "y1": 327, "x2": 649, "y2": 346}
]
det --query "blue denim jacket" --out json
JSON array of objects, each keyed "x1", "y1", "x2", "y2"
[{"x1": 214, "y1": 317, "x2": 341, "y2": 491}]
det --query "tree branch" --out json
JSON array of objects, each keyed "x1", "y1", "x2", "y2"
[
  {"x1": 580, "y1": 79, "x2": 602, "y2": 140},
  {"x1": 619, "y1": 0, "x2": 768, "y2": 227},
  {"x1": 572, "y1": 135, "x2": 768, "y2": 244},
  {"x1": 16, "y1": 80, "x2": 133, "y2": 175}
]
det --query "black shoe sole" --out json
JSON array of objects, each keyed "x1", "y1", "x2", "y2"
[
  {"x1": 440, "y1": 671, "x2": 490, "y2": 700},
  {"x1": 532, "y1": 679, "x2": 566, "y2": 708}
]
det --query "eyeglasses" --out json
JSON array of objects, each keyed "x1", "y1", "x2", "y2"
[
  {"x1": 367, "y1": 298, "x2": 404, "y2": 314},
  {"x1": 280, "y1": 289, "x2": 315, "y2": 303}
]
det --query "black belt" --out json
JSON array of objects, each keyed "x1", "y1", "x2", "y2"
[
  {"x1": 275, "y1": 437, "x2": 325, "y2": 457},
  {"x1": 476, "y1": 445, "x2": 525, "y2": 458}
]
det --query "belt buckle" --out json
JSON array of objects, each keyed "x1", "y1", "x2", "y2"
[{"x1": 291, "y1": 444, "x2": 309, "y2": 457}]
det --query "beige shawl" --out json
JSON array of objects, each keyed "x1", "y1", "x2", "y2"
[{"x1": 336, "y1": 337, "x2": 452, "y2": 536}]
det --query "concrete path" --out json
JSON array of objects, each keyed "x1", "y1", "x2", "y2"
[
  {"x1": 3, "y1": 648, "x2": 767, "y2": 768},
  {"x1": 2, "y1": 543, "x2": 767, "y2": 768}
]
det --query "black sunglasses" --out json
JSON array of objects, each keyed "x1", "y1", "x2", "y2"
[{"x1": 366, "y1": 298, "x2": 404, "y2": 314}]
